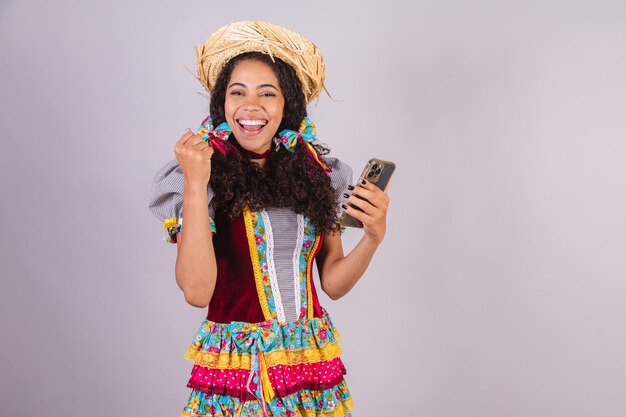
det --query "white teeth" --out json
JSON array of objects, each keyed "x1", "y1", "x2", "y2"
[{"x1": 238, "y1": 119, "x2": 267, "y2": 126}]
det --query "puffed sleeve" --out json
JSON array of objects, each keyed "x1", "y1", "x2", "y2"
[
  {"x1": 148, "y1": 158, "x2": 216, "y2": 243},
  {"x1": 326, "y1": 156, "x2": 354, "y2": 208},
  {"x1": 325, "y1": 156, "x2": 354, "y2": 234}
]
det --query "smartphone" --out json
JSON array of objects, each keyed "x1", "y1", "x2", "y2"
[{"x1": 340, "y1": 158, "x2": 396, "y2": 228}]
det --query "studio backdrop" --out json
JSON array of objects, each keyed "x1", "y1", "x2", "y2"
[{"x1": 1, "y1": 1, "x2": 626, "y2": 416}]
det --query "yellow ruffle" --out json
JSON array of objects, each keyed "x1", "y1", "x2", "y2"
[{"x1": 184, "y1": 338, "x2": 342, "y2": 370}]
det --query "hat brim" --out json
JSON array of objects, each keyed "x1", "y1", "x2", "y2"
[{"x1": 196, "y1": 20, "x2": 326, "y2": 104}]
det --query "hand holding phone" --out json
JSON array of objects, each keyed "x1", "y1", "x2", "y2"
[{"x1": 340, "y1": 158, "x2": 395, "y2": 229}]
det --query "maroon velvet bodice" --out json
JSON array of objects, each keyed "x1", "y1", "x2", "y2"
[
  {"x1": 207, "y1": 210, "x2": 324, "y2": 323},
  {"x1": 207, "y1": 211, "x2": 266, "y2": 323}
]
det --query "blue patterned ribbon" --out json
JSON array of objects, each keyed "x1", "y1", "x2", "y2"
[
  {"x1": 278, "y1": 117, "x2": 316, "y2": 151},
  {"x1": 197, "y1": 116, "x2": 231, "y2": 141}
]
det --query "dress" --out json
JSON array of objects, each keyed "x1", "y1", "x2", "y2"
[{"x1": 148, "y1": 157, "x2": 355, "y2": 417}]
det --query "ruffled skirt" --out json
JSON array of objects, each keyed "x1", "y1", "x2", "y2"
[{"x1": 180, "y1": 309, "x2": 354, "y2": 417}]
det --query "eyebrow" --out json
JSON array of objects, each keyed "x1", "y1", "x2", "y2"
[
  {"x1": 258, "y1": 83, "x2": 279, "y2": 90},
  {"x1": 228, "y1": 82, "x2": 279, "y2": 91}
]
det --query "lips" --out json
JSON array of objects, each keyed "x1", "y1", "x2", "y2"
[{"x1": 237, "y1": 118, "x2": 268, "y2": 135}]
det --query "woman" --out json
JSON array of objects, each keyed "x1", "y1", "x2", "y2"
[{"x1": 149, "y1": 21, "x2": 390, "y2": 417}]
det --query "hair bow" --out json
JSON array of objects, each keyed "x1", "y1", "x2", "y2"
[
  {"x1": 278, "y1": 117, "x2": 316, "y2": 149},
  {"x1": 195, "y1": 115, "x2": 331, "y2": 174},
  {"x1": 279, "y1": 117, "x2": 331, "y2": 173},
  {"x1": 197, "y1": 116, "x2": 233, "y2": 155}
]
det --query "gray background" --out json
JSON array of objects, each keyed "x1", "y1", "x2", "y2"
[{"x1": 1, "y1": 0, "x2": 625, "y2": 416}]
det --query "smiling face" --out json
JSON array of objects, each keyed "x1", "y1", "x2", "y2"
[{"x1": 224, "y1": 59, "x2": 285, "y2": 154}]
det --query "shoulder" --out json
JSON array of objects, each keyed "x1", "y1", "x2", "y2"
[{"x1": 148, "y1": 158, "x2": 217, "y2": 238}]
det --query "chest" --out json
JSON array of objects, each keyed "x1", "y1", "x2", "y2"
[{"x1": 209, "y1": 206, "x2": 324, "y2": 323}]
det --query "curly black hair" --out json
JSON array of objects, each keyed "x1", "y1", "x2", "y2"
[{"x1": 208, "y1": 52, "x2": 340, "y2": 234}]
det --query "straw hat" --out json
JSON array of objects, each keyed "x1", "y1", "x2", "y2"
[{"x1": 196, "y1": 20, "x2": 326, "y2": 103}]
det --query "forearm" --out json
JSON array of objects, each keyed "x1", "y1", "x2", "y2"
[
  {"x1": 321, "y1": 235, "x2": 380, "y2": 300},
  {"x1": 175, "y1": 182, "x2": 217, "y2": 307},
  {"x1": 319, "y1": 177, "x2": 391, "y2": 300}
]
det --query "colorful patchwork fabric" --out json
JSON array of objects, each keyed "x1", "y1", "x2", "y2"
[
  {"x1": 241, "y1": 207, "x2": 321, "y2": 322},
  {"x1": 184, "y1": 310, "x2": 341, "y2": 367},
  {"x1": 182, "y1": 310, "x2": 349, "y2": 414},
  {"x1": 149, "y1": 156, "x2": 356, "y2": 416},
  {"x1": 243, "y1": 208, "x2": 280, "y2": 320},
  {"x1": 296, "y1": 221, "x2": 320, "y2": 319},
  {"x1": 174, "y1": 208, "x2": 353, "y2": 416},
  {"x1": 181, "y1": 380, "x2": 353, "y2": 417}
]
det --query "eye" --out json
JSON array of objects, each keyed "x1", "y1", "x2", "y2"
[
  {"x1": 229, "y1": 90, "x2": 244, "y2": 96},
  {"x1": 260, "y1": 91, "x2": 277, "y2": 97}
]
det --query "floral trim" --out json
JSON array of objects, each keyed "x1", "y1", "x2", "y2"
[
  {"x1": 180, "y1": 380, "x2": 353, "y2": 417},
  {"x1": 162, "y1": 216, "x2": 216, "y2": 244},
  {"x1": 242, "y1": 206, "x2": 273, "y2": 320},
  {"x1": 297, "y1": 217, "x2": 318, "y2": 319},
  {"x1": 241, "y1": 209, "x2": 323, "y2": 321},
  {"x1": 305, "y1": 235, "x2": 321, "y2": 319},
  {"x1": 184, "y1": 311, "x2": 342, "y2": 370}
]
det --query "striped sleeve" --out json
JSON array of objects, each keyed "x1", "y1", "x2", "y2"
[
  {"x1": 326, "y1": 156, "x2": 353, "y2": 209},
  {"x1": 148, "y1": 158, "x2": 216, "y2": 243}
]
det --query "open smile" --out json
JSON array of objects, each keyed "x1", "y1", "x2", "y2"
[{"x1": 236, "y1": 118, "x2": 268, "y2": 136}]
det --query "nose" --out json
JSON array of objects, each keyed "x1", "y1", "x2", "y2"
[{"x1": 242, "y1": 95, "x2": 261, "y2": 111}]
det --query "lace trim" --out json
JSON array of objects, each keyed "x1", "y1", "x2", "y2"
[
  {"x1": 184, "y1": 339, "x2": 342, "y2": 370},
  {"x1": 261, "y1": 210, "x2": 286, "y2": 323},
  {"x1": 242, "y1": 207, "x2": 272, "y2": 320},
  {"x1": 180, "y1": 395, "x2": 354, "y2": 417},
  {"x1": 293, "y1": 213, "x2": 305, "y2": 317}
]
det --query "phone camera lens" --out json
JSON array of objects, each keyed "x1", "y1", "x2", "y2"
[{"x1": 371, "y1": 163, "x2": 379, "y2": 170}]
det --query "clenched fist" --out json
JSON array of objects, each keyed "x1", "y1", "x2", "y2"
[{"x1": 174, "y1": 128, "x2": 214, "y2": 187}]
